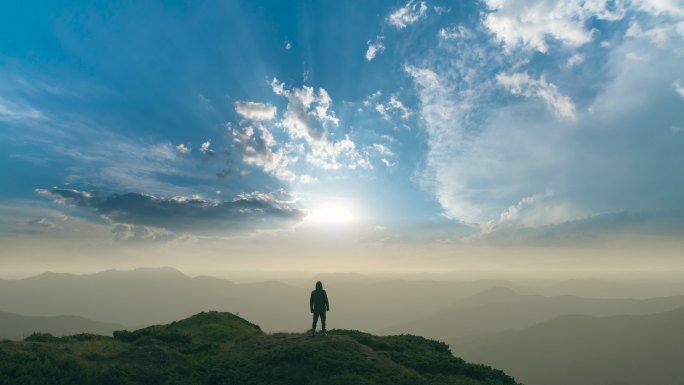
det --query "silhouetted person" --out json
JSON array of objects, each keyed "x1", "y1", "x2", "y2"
[{"x1": 310, "y1": 281, "x2": 329, "y2": 336}]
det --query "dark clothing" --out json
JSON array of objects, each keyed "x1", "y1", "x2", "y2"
[
  {"x1": 310, "y1": 289, "x2": 329, "y2": 313},
  {"x1": 312, "y1": 311, "x2": 326, "y2": 331},
  {"x1": 310, "y1": 288, "x2": 329, "y2": 334}
]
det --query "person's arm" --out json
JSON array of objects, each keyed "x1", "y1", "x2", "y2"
[
  {"x1": 324, "y1": 291, "x2": 329, "y2": 311},
  {"x1": 309, "y1": 291, "x2": 314, "y2": 313}
]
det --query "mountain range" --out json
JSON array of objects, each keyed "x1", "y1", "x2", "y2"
[{"x1": 457, "y1": 307, "x2": 684, "y2": 385}]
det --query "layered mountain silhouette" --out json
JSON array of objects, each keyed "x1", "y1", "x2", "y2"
[
  {"x1": 0, "y1": 311, "x2": 126, "y2": 340},
  {"x1": 0, "y1": 311, "x2": 520, "y2": 385},
  {"x1": 457, "y1": 307, "x2": 684, "y2": 385},
  {"x1": 382, "y1": 286, "x2": 684, "y2": 341},
  {"x1": 0, "y1": 267, "x2": 522, "y2": 332}
]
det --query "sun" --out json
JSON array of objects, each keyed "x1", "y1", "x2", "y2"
[{"x1": 305, "y1": 201, "x2": 358, "y2": 225}]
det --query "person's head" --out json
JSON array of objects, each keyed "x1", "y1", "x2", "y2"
[{"x1": 315, "y1": 281, "x2": 323, "y2": 290}]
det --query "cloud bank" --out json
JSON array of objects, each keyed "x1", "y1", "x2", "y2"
[{"x1": 36, "y1": 188, "x2": 305, "y2": 239}]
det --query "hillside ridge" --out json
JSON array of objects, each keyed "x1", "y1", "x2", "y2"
[{"x1": 0, "y1": 311, "x2": 519, "y2": 385}]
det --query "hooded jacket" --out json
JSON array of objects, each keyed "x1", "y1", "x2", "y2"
[{"x1": 310, "y1": 281, "x2": 330, "y2": 313}]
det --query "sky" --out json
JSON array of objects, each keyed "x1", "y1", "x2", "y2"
[{"x1": 1, "y1": 0, "x2": 683, "y2": 278}]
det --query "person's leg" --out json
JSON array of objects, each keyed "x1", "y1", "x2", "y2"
[
  {"x1": 321, "y1": 312, "x2": 327, "y2": 334},
  {"x1": 311, "y1": 312, "x2": 319, "y2": 336}
]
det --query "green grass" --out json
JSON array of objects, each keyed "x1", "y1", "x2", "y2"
[{"x1": 0, "y1": 311, "x2": 519, "y2": 385}]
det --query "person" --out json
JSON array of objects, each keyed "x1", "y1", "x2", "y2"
[{"x1": 309, "y1": 281, "x2": 329, "y2": 336}]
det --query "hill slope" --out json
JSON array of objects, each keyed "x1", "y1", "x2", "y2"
[
  {"x1": 0, "y1": 311, "x2": 127, "y2": 340},
  {"x1": 458, "y1": 307, "x2": 684, "y2": 385},
  {"x1": 0, "y1": 311, "x2": 519, "y2": 385}
]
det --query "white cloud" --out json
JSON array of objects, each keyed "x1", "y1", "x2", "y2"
[
  {"x1": 231, "y1": 122, "x2": 296, "y2": 181},
  {"x1": 483, "y1": 191, "x2": 582, "y2": 233},
  {"x1": 388, "y1": 0, "x2": 428, "y2": 29},
  {"x1": 270, "y1": 78, "x2": 367, "y2": 170},
  {"x1": 674, "y1": 80, "x2": 684, "y2": 98},
  {"x1": 235, "y1": 101, "x2": 277, "y2": 121},
  {"x1": 565, "y1": 53, "x2": 585, "y2": 68},
  {"x1": 200, "y1": 140, "x2": 214, "y2": 155},
  {"x1": 372, "y1": 143, "x2": 394, "y2": 155},
  {"x1": 626, "y1": 19, "x2": 684, "y2": 50},
  {"x1": 375, "y1": 104, "x2": 389, "y2": 120},
  {"x1": 363, "y1": 90, "x2": 382, "y2": 107},
  {"x1": 375, "y1": 95, "x2": 412, "y2": 121},
  {"x1": 433, "y1": 5, "x2": 450, "y2": 14},
  {"x1": 632, "y1": 0, "x2": 684, "y2": 17},
  {"x1": 0, "y1": 97, "x2": 46, "y2": 122},
  {"x1": 176, "y1": 143, "x2": 191, "y2": 154},
  {"x1": 405, "y1": 65, "x2": 485, "y2": 222},
  {"x1": 438, "y1": 25, "x2": 470, "y2": 40},
  {"x1": 483, "y1": 0, "x2": 626, "y2": 52},
  {"x1": 497, "y1": 72, "x2": 576, "y2": 119},
  {"x1": 365, "y1": 36, "x2": 385, "y2": 61},
  {"x1": 388, "y1": 96, "x2": 412, "y2": 120}
]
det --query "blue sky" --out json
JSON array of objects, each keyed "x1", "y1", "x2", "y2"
[{"x1": 1, "y1": 0, "x2": 683, "y2": 276}]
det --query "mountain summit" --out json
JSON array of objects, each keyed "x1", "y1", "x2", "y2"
[{"x1": 0, "y1": 311, "x2": 519, "y2": 385}]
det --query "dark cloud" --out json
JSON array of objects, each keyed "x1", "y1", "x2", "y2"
[{"x1": 36, "y1": 188, "x2": 305, "y2": 235}]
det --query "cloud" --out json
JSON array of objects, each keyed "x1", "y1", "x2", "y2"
[
  {"x1": 388, "y1": 0, "x2": 428, "y2": 29},
  {"x1": 674, "y1": 80, "x2": 684, "y2": 99},
  {"x1": 35, "y1": 188, "x2": 95, "y2": 206},
  {"x1": 230, "y1": 79, "x2": 370, "y2": 179},
  {"x1": 235, "y1": 101, "x2": 277, "y2": 121},
  {"x1": 407, "y1": 16, "x2": 684, "y2": 237},
  {"x1": 36, "y1": 188, "x2": 306, "y2": 235},
  {"x1": 405, "y1": 64, "x2": 491, "y2": 223},
  {"x1": 231, "y1": 122, "x2": 296, "y2": 181},
  {"x1": 63, "y1": 140, "x2": 207, "y2": 195},
  {"x1": 372, "y1": 144, "x2": 394, "y2": 155},
  {"x1": 477, "y1": 210, "x2": 684, "y2": 246},
  {"x1": 176, "y1": 143, "x2": 191, "y2": 154},
  {"x1": 625, "y1": 19, "x2": 684, "y2": 51},
  {"x1": 497, "y1": 72, "x2": 576, "y2": 119},
  {"x1": 365, "y1": 36, "x2": 385, "y2": 61},
  {"x1": 363, "y1": 90, "x2": 382, "y2": 107},
  {"x1": 481, "y1": 191, "x2": 584, "y2": 235},
  {"x1": 483, "y1": 0, "x2": 626, "y2": 52},
  {"x1": 565, "y1": 53, "x2": 585, "y2": 68},
  {"x1": 375, "y1": 95, "x2": 412, "y2": 121},
  {"x1": 27, "y1": 217, "x2": 56, "y2": 229},
  {"x1": 632, "y1": 0, "x2": 684, "y2": 17},
  {"x1": 0, "y1": 97, "x2": 46, "y2": 122},
  {"x1": 438, "y1": 26, "x2": 471, "y2": 40},
  {"x1": 433, "y1": 5, "x2": 450, "y2": 15},
  {"x1": 269, "y1": 78, "x2": 368, "y2": 170},
  {"x1": 200, "y1": 139, "x2": 214, "y2": 155}
]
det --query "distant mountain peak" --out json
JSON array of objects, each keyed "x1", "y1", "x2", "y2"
[
  {"x1": 94, "y1": 266, "x2": 189, "y2": 279},
  {"x1": 464, "y1": 286, "x2": 521, "y2": 302}
]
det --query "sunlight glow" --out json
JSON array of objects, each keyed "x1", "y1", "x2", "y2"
[{"x1": 305, "y1": 201, "x2": 358, "y2": 225}]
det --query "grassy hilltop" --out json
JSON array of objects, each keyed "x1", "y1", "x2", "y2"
[{"x1": 0, "y1": 311, "x2": 518, "y2": 385}]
